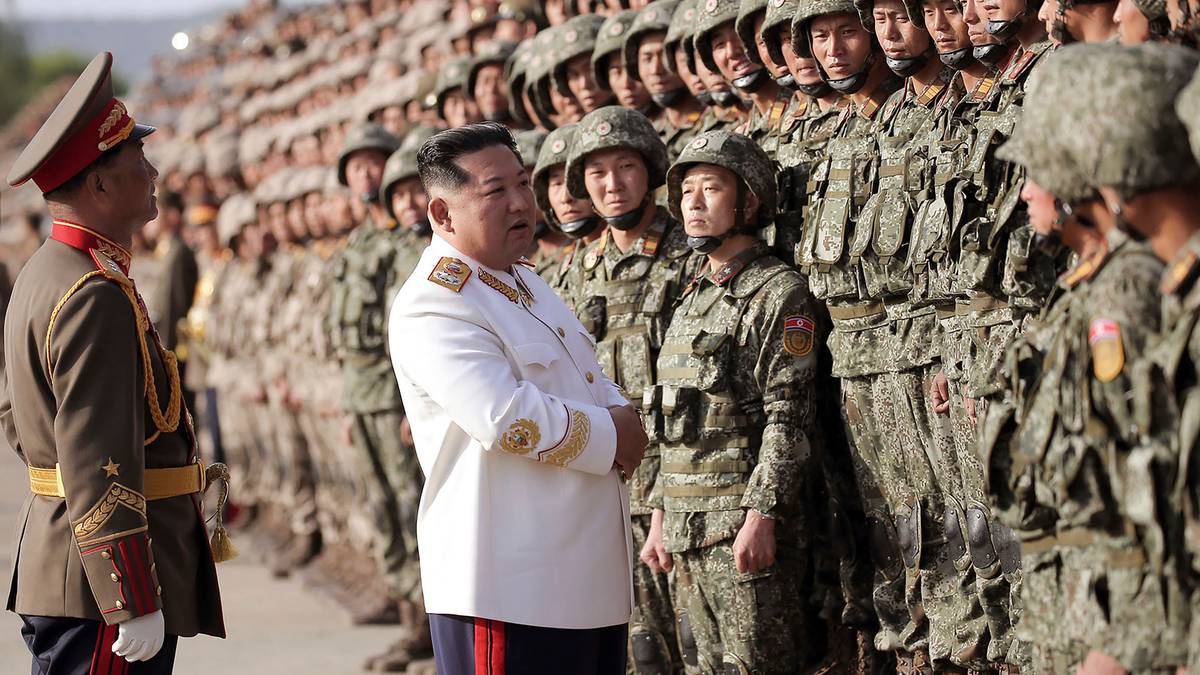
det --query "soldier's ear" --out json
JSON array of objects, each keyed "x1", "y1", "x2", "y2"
[
  {"x1": 429, "y1": 197, "x2": 453, "y2": 233},
  {"x1": 743, "y1": 191, "x2": 760, "y2": 226}
]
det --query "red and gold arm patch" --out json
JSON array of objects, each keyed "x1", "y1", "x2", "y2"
[
  {"x1": 1088, "y1": 318, "x2": 1124, "y2": 383},
  {"x1": 783, "y1": 316, "x2": 816, "y2": 357}
]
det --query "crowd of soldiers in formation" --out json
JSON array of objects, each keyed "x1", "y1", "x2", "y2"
[{"x1": 6, "y1": 0, "x2": 1198, "y2": 671}]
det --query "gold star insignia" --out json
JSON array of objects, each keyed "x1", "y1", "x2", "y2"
[{"x1": 101, "y1": 458, "x2": 120, "y2": 478}]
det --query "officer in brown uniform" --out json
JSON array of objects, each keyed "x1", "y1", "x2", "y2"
[{"x1": 2, "y1": 52, "x2": 226, "y2": 675}]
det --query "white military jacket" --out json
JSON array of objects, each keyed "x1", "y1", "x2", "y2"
[{"x1": 389, "y1": 234, "x2": 634, "y2": 629}]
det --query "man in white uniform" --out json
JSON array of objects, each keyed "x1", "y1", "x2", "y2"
[{"x1": 389, "y1": 123, "x2": 648, "y2": 675}]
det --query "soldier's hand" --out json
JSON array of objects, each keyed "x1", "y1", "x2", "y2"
[
  {"x1": 640, "y1": 508, "x2": 673, "y2": 573},
  {"x1": 113, "y1": 609, "x2": 165, "y2": 663},
  {"x1": 610, "y1": 405, "x2": 647, "y2": 477},
  {"x1": 400, "y1": 416, "x2": 414, "y2": 446},
  {"x1": 733, "y1": 510, "x2": 776, "y2": 574},
  {"x1": 1076, "y1": 650, "x2": 1128, "y2": 675},
  {"x1": 930, "y1": 370, "x2": 950, "y2": 415},
  {"x1": 964, "y1": 395, "x2": 978, "y2": 426}
]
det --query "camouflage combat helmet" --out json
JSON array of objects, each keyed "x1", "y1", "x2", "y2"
[
  {"x1": 736, "y1": 0, "x2": 772, "y2": 65},
  {"x1": 506, "y1": 40, "x2": 537, "y2": 124},
  {"x1": 1178, "y1": 66, "x2": 1200, "y2": 164},
  {"x1": 434, "y1": 56, "x2": 473, "y2": 118},
  {"x1": 514, "y1": 129, "x2": 548, "y2": 168},
  {"x1": 497, "y1": 0, "x2": 547, "y2": 28},
  {"x1": 664, "y1": 0, "x2": 701, "y2": 74},
  {"x1": 761, "y1": 0, "x2": 802, "y2": 67},
  {"x1": 533, "y1": 124, "x2": 579, "y2": 216},
  {"x1": 525, "y1": 25, "x2": 567, "y2": 128},
  {"x1": 622, "y1": 0, "x2": 681, "y2": 81},
  {"x1": 694, "y1": 0, "x2": 744, "y2": 73},
  {"x1": 337, "y1": 122, "x2": 401, "y2": 186},
  {"x1": 380, "y1": 145, "x2": 421, "y2": 219},
  {"x1": 792, "y1": 0, "x2": 868, "y2": 58},
  {"x1": 551, "y1": 15, "x2": 607, "y2": 97},
  {"x1": 1133, "y1": 0, "x2": 1171, "y2": 37},
  {"x1": 855, "y1": 0, "x2": 930, "y2": 76},
  {"x1": 400, "y1": 124, "x2": 442, "y2": 152},
  {"x1": 997, "y1": 43, "x2": 1200, "y2": 204},
  {"x1": 593, "y1": 10, "x2": 641, "y2": 89},
  {"x1": 666, "y1": 130, "x2": 778, "y2": 233},
  {"x1": 468, "y1": 40, "x2": 520, "y2": 104},
  {"x1": 566, "y1": 106, "x2": 669, "y2": 203}
]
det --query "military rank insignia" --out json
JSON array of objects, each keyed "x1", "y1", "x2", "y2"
[
  {"x1": 428, "y1": 257, "x2": 471, "y2": 292},
  {"x1": 783, "y1": 316, "x2": 815, "y2": 357},
  {"x1": 1089, "y1": 318, "x2": 1124, "y2": 383}
]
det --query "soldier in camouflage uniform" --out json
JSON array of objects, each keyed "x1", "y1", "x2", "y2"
[
  {"x1": 666, "y1": 0, "x2": 746, "y2": 135},
  {"x1": 623, "y1": 0, "x2": 709, "y2": 160},
  {"x1": 789, "y1": 0, "x2": 914, "y2": 665},
  {"x1": 531, "y1": 123, "x2": 602, "y2": 299},
  {"x1": 527, "y1": 25, "x2": 587, "y2": 129},
  {"x1": 328, "y1": 123, "x2": 434, "y2": 669},
  {"x1": 505, "y1": 39, "x2": 541, "y2": 127},
  {"x1": 693, "y1": 0, "x2": 788, "y2": 159},
  {"x1": 1113, "y1": 0, "x2": 1174, "y2": 44},
  {"x1": 468, "y1": 40, "x2": 522, "y2": 127},
  {"x1": 982, "y1": 44, "x2": 1189, "y2": 674},
  {"x1": 595, "y1": 10, "x2": 657, "y2": 114},
  {"x1": 645, "y1": 130, "x2": 823, "y2": 674},
  {"x1": 564, "y1": 106, "x2": 695, "y2": 675},
  {"x1": 435, "y1": 55, "x2": 484, "y2": 128},
  {"x1": 552, "y1": 14, "x2": 617, "y2": 114}
]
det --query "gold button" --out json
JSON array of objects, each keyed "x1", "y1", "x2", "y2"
[
  {"x1": 110, "y1": 573, "x2": 120, "y2": 582},
  {"x1": 586, "y1": 372, "x2": 595, "y2": 383},
  {"x1": 100, "y1": 550, "x2": 112, "y2": 560},
  {"x1": 557, "y1": 327, "x2": 566, "y2": 337},
  {"x1": 114, "y1": 601, "x2": 123, "y2": 610},
  {"x1": 156, "y1": 586, "x2": 162, "y2": 596}
]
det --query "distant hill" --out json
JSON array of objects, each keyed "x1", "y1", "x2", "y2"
[{"x1": 18, "y1": 13, "x2": 220, "y2": 84}]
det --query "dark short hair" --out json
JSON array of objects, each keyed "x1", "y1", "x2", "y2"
[{"x1": 417, "y1": 122, "x2": 522, "y2": 194}]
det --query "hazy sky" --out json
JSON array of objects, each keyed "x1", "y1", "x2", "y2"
[{"x1": 11, "y1": 0, "x2": 308, "y2": 19}]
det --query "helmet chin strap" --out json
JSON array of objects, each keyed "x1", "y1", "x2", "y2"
[
  {"x1": 651, "y1": 87, "x2": 689, "y2": 108},
  {"x1": 972, "y1": 42, "x2": 1009, "y2": 64},
  {"x1": 603, "y1": 197, "x2": 651, "y2": 231},
  {"x1": 796, "y1": 79, "x2": 834, "y2": 97},
  {"x1": 732, "y1": 67, "x2": 772, "y2": 93},
  {"x1": 775, "y1": 72, "x2": 799, "y2": 91},
  {"x1": 823, "y1": 53, "x2": 876, "y2": 94},
  {"x1": 712, "y1": 89, "x2": 748, "y2": 108},
  {"x1": 986, "y1": 5, "x2": 1030, "y2": 38},
  {"x1": 687, "y1": 181, "x2": 748, "y2": 253},
  {"x1": 885, "y1": 52, "x2": 928, "y2": 77},
  {"x1": 558, "y1": 214, "x2": 602, "y2": 239},
  {"x1": 696, "y1": 91, "x2": 717, "y2": 107},
  {"x1": 938, "y1": 47, "x2": 975, "y2": 69}
]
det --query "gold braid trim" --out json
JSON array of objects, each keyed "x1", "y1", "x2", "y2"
[
  {"x1": 44, "y1": 271, "x2": 106, "y2": 382},
  {"x1": 539, "y1": 408, "x2": 590, "y2": 468},
  {"x1": 117, "y1": 284, "x2": 182, "y2": 440},
  {"x1": 73, "y1": 482, "x2": 147, "y2": 542}
]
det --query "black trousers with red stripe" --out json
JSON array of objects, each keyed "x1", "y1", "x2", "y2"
[
  {"x1": 429, "y1": 614, "x2": 627, "y2": 675},
  {"x1": 20, "y1": 615, "x2": 178, "y2": 675}
]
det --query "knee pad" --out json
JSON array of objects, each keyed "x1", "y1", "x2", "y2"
[
  {"x1": 989, "y1": 520, "x2": 1023, "y2": 576},
  {"x1": 629, "y1": 623, "x2": 671, "y2": 675},
  {"x1": 965, "y1": 506, "x2": 1000, "y2": 578},
  {"x1": 722, "y1": 654, "x2": 750, "y2": 675},
  {"x1": 942, "y1": 502, "x2": 969, "y2": 569},
  {"x1": 866, "y1": 511, "x2": 903, "y2": 578},
  {"x1": 895, "y1": 503, "x2": 922, "y2": 571},
  {"x1": 675, "y1": 611, "x2": 699, "y2": 667}
]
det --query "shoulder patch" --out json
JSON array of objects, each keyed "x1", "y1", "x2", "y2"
[
  {"x1": 783, "y1": 315, "x2": 815, "y2": 357},
  {"x1": 90, "y1": 249, "x2": 133, "y2": 288},
  {"x1": 1088, "y1": 318, "x2": 1124, "y2": 383},
  {"x1": 1061, "y1": 257, "x2": 1098, "y2": 288},
  {"x1": 428, "y1": 257, "x2": 471, "y2": 293},
  {"x1": 1162, "y1": 249, "x2": 1199, "y2": 296}
]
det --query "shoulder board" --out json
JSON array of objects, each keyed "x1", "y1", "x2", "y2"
[
  {"x1": 1060, "y1": 256, "x2": 1098, "y2": 288},
  {"x1": 1162, "y1": 249, "x2": 1200, "y2": 296},
  {"x1": 427, "y1": 256, "x2": 471, "y2": 293},
  {"x1": 559, "y1": 243, "x2": 577, "y2": 273},
  {"x1": 1001, "y1": 43, "x2": 1049, "y2": 84},
  {"x1": 685, "y1": 111, "x2": 702, "y2": 126},
  {"x1": 768, "y1": 100, "x2": 786, "y2": 131},
  {"x1": 90, "y1": 249, "x2": 133, "y2": 288},
  {"x1": 515, "y1": 257, "x2": 536, "y2": 268}
]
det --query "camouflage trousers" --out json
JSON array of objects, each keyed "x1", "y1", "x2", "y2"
[
  {"x1": 629, "y1": 514, "x2": 682, "y2": 675},
  {"x1": 350, "y1": 409, "x2": 423, "y2": 602},
  {"x1": 268, "y1": 392, "x2": 319, "y2": 539},
  {"x1": 1018, "y1": 545, "x2": 1190, "y2": 674},
  {"x1": 673, "y1": 541, "x2": 813, "y2": 675}
]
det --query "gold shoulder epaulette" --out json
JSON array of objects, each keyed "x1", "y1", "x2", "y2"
[
  {"x1": 1061, "y1": 257, "x2": 1097, "y2": 288},
  {"x1": 90, "y1": 249, "x2": 133, "y2": 288},
  {"x1": 1162, "y1": 250, "x2": 1199, "y2": 295},
  {"x1": 428, "y1": 257, "x2": 471, "y2": 292}
]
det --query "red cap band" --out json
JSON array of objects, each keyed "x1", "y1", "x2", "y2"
[{"x1": 31, "y1": 99, "x2": 136, "y2": 194}]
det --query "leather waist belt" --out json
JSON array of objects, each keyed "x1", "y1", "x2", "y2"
[
  {"x1": 662, "y1": 460, "x2": 751, "y2": 474},
  {"x1": 827, "y1": 301, "x2": 885, "y2": 321},
  {"x1": 30, "y1": 461, "x2": 208, "y2": 501},
  {"x1": 1021, "y1": 522, "x2": 1143, "y2": 567},
  {"x1": 957, "y1": 296, "x2": 1009, "y2": 315}
]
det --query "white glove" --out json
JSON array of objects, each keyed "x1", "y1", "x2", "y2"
[{"x1": 112, "y1": 609, "x2": 165, "y2": 663}]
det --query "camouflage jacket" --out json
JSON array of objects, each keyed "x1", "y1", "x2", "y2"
[
  {"x1": 327, "y1": 219, "x2": 412, "y2": 413},
  {"x1": 569, "y1": 208, "x2": 698, "y2": 514},
  {"x1": 655, "y1": 110, "x2": 705, "y2": 164},
  {"x1": 773, "y1": 96, "x2": 842, "y2": 263},
  {"x1": 981, "y1": 229, "x2": 1163, "y2": 543},
  {"x1": 698, "y1": 106, "x2": 742, "y2": 135},
  {"x1": 734, "y1": 90, "x2": 790, "y2": 162},
  {"x1": 651, "y1": 243, "x2": 822, "y2": 552}
]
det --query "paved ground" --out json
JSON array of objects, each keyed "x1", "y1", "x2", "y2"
[{"x1": 0, "y1": 444, "x2": 399, "y2": 675}]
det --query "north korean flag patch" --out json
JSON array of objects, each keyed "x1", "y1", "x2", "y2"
[
  {"x1": 1088, "y1": 318, "x2": 1124, "y2": 383},
  {"x1": 783, "y1": 315, "x2": 815, "y2": 357}
]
